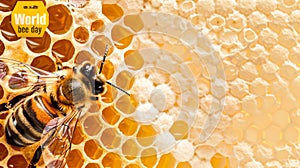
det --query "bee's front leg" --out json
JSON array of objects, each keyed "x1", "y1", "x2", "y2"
[{"x1": 28, "y1": 145, "x2": 43, "y2": 168}]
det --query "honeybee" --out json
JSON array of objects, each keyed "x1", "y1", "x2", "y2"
[{"x1": 0, "y1": 46, "x2": 129, "y2": 167}]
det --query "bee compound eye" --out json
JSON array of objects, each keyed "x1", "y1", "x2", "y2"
[{"x1": 80, "y1": 63, "x2": 95, "y2": 78}]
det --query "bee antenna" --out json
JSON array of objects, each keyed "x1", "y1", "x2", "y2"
[
  {"x1": 106, "y1": 81, "x2": 130, "y2": 96},
  {"x1": 99, "y1": 45, "x2": 109, "y2": 74}
]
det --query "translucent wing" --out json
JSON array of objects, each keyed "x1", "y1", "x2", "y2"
[
  {"x1": 0, "y1": 58, "x2": 60, "y2": 90},
  {"x1": 41, "y1": 109, "x2": 82, "y2": 168}
]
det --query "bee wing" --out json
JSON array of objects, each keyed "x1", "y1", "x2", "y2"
[
  {"x1": 40, "y1": 109, "x2": 82, "y2": 168},
  {"x1": 0, "y1": 58, "x2": 60, "y2": 90}
]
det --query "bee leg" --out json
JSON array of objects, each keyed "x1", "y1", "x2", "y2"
[{"x1": 28, "y1": 145, "x2": 42, "y2": 168}]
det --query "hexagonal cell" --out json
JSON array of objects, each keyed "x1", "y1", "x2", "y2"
[
  {"x1": 7, "y1": 155, "x2": 27, "y2": 168},
  {"x1": 169, "y1": 120, "x2": 189, "y2": 140},
  {"x1": 85, "y1": 163, "x2": 100, "y2": 168},
  {"x1": 26, "y1": 32, "x2": 51, "y2": 53},
  {"x1": 111, "y1": 25, "x2": 133, "y2": 49},
  {"x1": 72, "y1": 124, "x2": 85, "y2": 145},
  {"x1": 116, "y1": 70, "x2": 134, "y2": 91},
  {"x1": 0, "y1": 143, "x2": 8, "y2": 161},
  {"x1": 101, "y1": 85, "x2": 117, "y2": 103},
  {"x1": 272, "y1": 110, "x2": 290, "y2": 128},
  {"x1": 124, "y1": 50, "x2": 144, "y2": 70},
  {"x1": 0, "y1": 123, "x2": 4, "y2": 137},
  {"x1": 177, "y1": 162, "x2": 192, "y2": 168},
  {"x1": 102, "y1": 152, "x2": 122, "y2": 168},
  {"x1": 0, "y1": 85, "x2": 4, "y2": 100},
  {"x1": 118, "y1": 117, "x2": 138, "y2": 136},
  {"x1": 47, "y1": 4, "x2": 73, "y2": 34},
  {"x1": 124, "y1": 14, "x2": 144, "y2": 32},
  {"x1": 100, "y1": 128, "x2": 121, "y2": 149},
  {"x1": 249, "y1": 78, "x2": 268, "y2": 96},
  {"x1": 0, "y1": 15, "x2": 20, "y2": 41},
  {"x1": 83, "y1": 115, "x2": 102, "y2": 136},
  {"x1": 74, "y1": 50, "x2": 95, "y2": 65},
  {"x1": 31, "y1": 55, "x2": 56, "y2": 72},
  {"x1": 84, "y1": 139, "x2": 103, "y2": 160},
  {"x1": 51, "y1": 39, "x2": 75, "y2": 62},
  {"x1": 244, "y1": 125, "x2": 262, "y2": 144},
  {"x1": 66, "y1": 149, "x2": 84, "y2": 168},
  {"x1": 73, "y1": 26, "x2": 89, "y2": 44},
  {"x1": 229, "y1": 79, "x2": 249, "y2": 99},
  {"x1": 283, "y1": 126, "x2": 299, "y2": 143},
  {"x1": 125, "y1": 164, "x2": 140, "y2": 168},
  {"x1": 252, "y1": 113, "x2": 272, "y2": 130},
  {"x1": 91, "y1": 19, "x2": 105, "y2": 32},
  {"x1": 91, "y1": 35, "x2": 113, "y2": 57},
  {"x1": 116, "y1": 95, "x2": 137, "y2": 114},
  {"x1": 122, "y1": 139, "x2": 140, "y2": 158},
  {"x1": 137, "y1": 125, "x2": 157, "y2": 146},
  {"x1": 102, "y1": 4, "x2": 124, "y2": 22},
  {"x1": 264, "y1": 124, "x2": 282, "y2": 145},
  {"x1": 102, "y1": 106, "x2": 120, "y2": 125},
  {"x1": 156, "y1": 153, "x2": 176, "y2": 168},
  {"x1": 140, "y1": 148, "x2": 157, "y2": 168},
  {"x1": 210, "y1": 153, "x2": 230, "y2": 168},
  {"x1": 97, "y1": 59, "x2": 114, "y2": 80}
]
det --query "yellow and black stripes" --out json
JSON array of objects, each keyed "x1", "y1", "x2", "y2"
[{"x1": 5, "y1": 95, "x2": 59, "y2": 147}]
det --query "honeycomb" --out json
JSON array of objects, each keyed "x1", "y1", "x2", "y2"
[{"x1": 0, "y1": 0, "x2": 299, "y2": 168}]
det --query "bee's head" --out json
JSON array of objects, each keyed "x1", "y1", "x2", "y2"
[{"x1": 78, "y1": 62, "x2": 107, "y2": 96}]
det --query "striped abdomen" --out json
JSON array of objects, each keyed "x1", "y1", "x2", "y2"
[{"x1": 5, "y1": 95, "x2": 59, "y2": 147}]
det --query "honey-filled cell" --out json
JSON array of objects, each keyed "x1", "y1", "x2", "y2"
[
  {"x1": 102, "y1": 105, "x2": 120, "y2": 125},
  {"x1": 140, "y1": 148, "x2": 157, "y2": 168},
  {"x1": 102, "y1": 152, "x2": 122, "y2": 168},
  {"x1": 116, "y1": 95, "x2": 137, "y2": 114},
  {"x1": 91, "y1": 35, "x2": 113, "y2": 57},
  {"x1": 118, "y1": 117, "x2": 138, "y2": 136},
  {"x1": 84, "y1": 139, "x2": 103, "y2": 160},
  {"x1": 0, "y1": 40, "x2": 5, "y2": 55},
  {"x1": 0, "y1": 85, "x2": 4, "y2": 99},
  {"x1": 169, "y1": 120, "x2": 189, "y2": 140},
  {"x1": 97, "y1": 59, "x2": 114, "y2": 80},
  {"x1": 124, "y1": 14, "x2": 144, "y2": 32},
  {"x1": 71, "y1": 124, "x2": 85, "y2": 145},
  {"x1": 101, "y1": 85, "x2": 117, "y2": 103},
  {"x1": 125, "y1": 164, "x2": 140, "y2": 168},
  {"x1": 156, "y1": 153, "x2": 176, "y2": 168},
  {"x1": 124, "y1": 50, "x2": 144, "y2": 70},
  {"x1": 66, "y1": 149, "x2": 84, "y2": 168},
  {"x1": 102, "y1": 4, "x2": 124, "y2": 22},
  {"x1": 136, "y1": 125, "x2": 157, "y2": 147},
  {"x1": 74, "y1": 26, "x2": 89, "y2": 44},
  {"x1": 210, "y1": 153, "x2": 230, "y2": 168},
  {"x1": 83, "y1": 115, "x2": 102, "y2": 136},
  {"x1": 116, "y1": 70, "x2": 134, "y2": 91},
  {"x1": 111, "y1": 25, "x2": 133, "y2": 49},
  {"x1": 0, "y1": 124, "x2": 4, "y2": 137},
  {"x1": 74, "y1": 50, "x2": 95, "y2": 64},
  {"x1": 122, "y1": 139, "x2": 140, "y2": 158},
  {"x1": 26, "y1": 31, "x2": 51, "y2": 53},
  {"x1": 51, "y1": 39, "x2": 75, "y2": 62},
  {"x1": 31, "y1": 55, "x2": 56, "y2": 72},
  {"x1": 47, "y1": 4, "x2": 73, "y2": 34},
  {"x1": 100, "y1": 128, "x2": 121, "y2": 149},
  {"x1": 85, "y1": 163, "x2": 101, "y2": 168},
  {"x1": 91, "y1": 19, "x2": 105, "y2": 32},
  {"x1": 0, "y1": 15, "x2": 20, "y2": 41},
  {"x1": 0, "y1": 143, "x2": 8, "y2": 161},
  {"x1": 7, "y1": 155, "x2": 27, "y2": 168}
]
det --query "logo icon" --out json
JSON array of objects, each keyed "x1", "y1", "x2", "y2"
[{"x1": 11, "y1": 1, "x2": 49, "y2": 37}]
